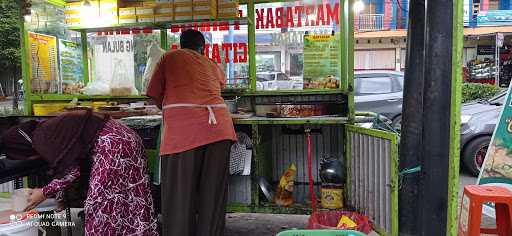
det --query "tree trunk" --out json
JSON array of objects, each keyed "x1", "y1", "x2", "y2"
[{"x1": 12, "y1": 69, "x2": 19, "y2": 111}]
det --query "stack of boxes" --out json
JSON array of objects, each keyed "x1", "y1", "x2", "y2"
[
  {"x1": 217, "y1": 0, "x2": 238, "y2": 19},
  {"x1": 155, "y1": 0, "x2": 174, "y2": 22},
  {"x1": 193, "y1": 0, "x2": 216, "y2": 20},
  {"x1": 136, "y1": 3, "x2": 155, "y2": 23},
  {"x1": 64, "y1": 2, "x2": 82, "y2": 27},
  {"x1": 174, "y1": 0, "x2": 193, "y2": 21},
  {"x1": 63, "y1": 0, "x2": 240, "y2": 28},
  {"x1": 99, "y1": 0, "x2": 119, "y2": 25}
]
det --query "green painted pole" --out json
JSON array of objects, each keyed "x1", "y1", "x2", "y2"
[
  {"x1": 340, "y1": 0, "x2": 355, "y2": 123},
  {"x1": 81, "y1": 30, "x2": 89, "y2": 85},
  {"x1": 447, "y1": 0, "x2": 463, "y2": 235},
  {"x1": 160, "y1": 29, "x2": 169, "y2": 50},
  {"x1": 248, "y1": 0, "x2": 257, "y2": 91}
]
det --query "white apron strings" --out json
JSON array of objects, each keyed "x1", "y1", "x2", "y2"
[{"x1": 162, "y1": 103, "x2": 227, "y2": 125}]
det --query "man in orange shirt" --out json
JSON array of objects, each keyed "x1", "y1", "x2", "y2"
[{"x1": 147, "y1": 29, "x2": 237, "y2": 236}]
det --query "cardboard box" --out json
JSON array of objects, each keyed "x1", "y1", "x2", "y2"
[
  {"x1": 119, "y1": 14, "x2": 137, "y2": 24},
  {"x1": 137, "y1": 14, "x2": 155, "y2": 23},
  {"x1": 65, "y1": 2, "x2": 81, "y2": 11},
  {"x1": 174, "y1": 0, "x2": 193, "y2": 4},
  {"x1": 217, "y1": 12, "x2": 238, "y2": 18},
  {"x1": 218, "y1": 7, "x2": 238, "y2": 14},
  {"x1": 218, "y1": 2, "x2": 238, "y2": 8},
  {"x1": 65, "y1": 17, "x2": 81, "y2": 27},
  {"x1": 155, "y1": 3, "x2": 173, "y2": 14},
  {"x1": 174, "y1": 12, "x2": 193, "y2": 20},
  {"x1": 136, "y1": 6, "x2": 155, "y2": 15},
  {"x1": 155, "y1": 13, "x2": 174, "y2": 22},
  {"x1": 64, "y1": 9, "x2": 80, "y2": 19},
  {"x1": 175, "y1": 3, "x2": 193, "y2": 13},
  {"x1": 193, "y1": 14, "x2": 215, "y2": 20},
  {"x1": 119, "y1": 7, "x2": 136, "y2": 16}
]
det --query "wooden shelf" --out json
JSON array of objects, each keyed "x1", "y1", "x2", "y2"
[{"x1": 68, "y1": 17, "x2": 249, "y2": 32}]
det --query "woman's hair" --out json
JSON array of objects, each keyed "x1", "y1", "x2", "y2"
[{"x1": 180, "y1": 29, "x2": 205, "y2": 54}]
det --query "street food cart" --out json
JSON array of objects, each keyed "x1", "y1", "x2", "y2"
[{"x1": 1, "y1": 0, "x2": 400, "y2": 235}]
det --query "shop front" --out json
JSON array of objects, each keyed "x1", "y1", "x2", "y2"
[{"x1": 0, "y1": 0, "x2": 401, "y2": 235}]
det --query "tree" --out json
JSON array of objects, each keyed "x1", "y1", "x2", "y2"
[{"x1": 0, "y1": 0, "x2": 21, "y2": 108}]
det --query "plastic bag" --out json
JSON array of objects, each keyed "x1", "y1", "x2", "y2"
[
  {"x1": 307, "y1": 210, "x2": 373, "y2": 234},
  {"x1": 110, "y1": 58, "x2": 139, "y2": 96},
  {"x1": 142, "y1": 43, "x2": 166, "y2": 94},
  {"x1": 82, "y1": 81, "x2": 111, "y2": 95}
]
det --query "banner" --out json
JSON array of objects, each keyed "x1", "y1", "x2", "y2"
[
  {"x1": 58, "y1": 39, "x2": 84, "y2": 94},
  {"x1": 476, "y1": 82, "x2": 512, "y2": 215},
  {"x1": 28, "y1": 32, "x2": 58, "y2": 82},
  {"x1": 303, "y1": 34, "x2": 340, "y2": 89},
  {"x1": 89, "y1": 34, "x2": 136, "y2": 95}
]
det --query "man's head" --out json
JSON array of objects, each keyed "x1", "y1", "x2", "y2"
[{"x1": 180, "y1": 29, "x2": 205, "y2": 54}]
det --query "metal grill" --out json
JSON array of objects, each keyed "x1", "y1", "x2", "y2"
[
  {"x1": 358, "y1": 14, "x2": 385, "y2": 32},
  {"x1": 347, "y1": 125, "x2": 398, "y2": 235}
]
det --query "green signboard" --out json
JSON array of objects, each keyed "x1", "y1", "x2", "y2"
[
  {"x1": 303, "y1": 34, "x2": 340, "y2": 90},
  {"x1": 475, "y1": 83, "x2": 512, "y2": 217}
]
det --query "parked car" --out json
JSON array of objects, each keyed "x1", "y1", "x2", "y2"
[
  {"x1": 354, "y1": 70, "x2": 404, "y2": 128},
  {"x1": 256, "y1": 72, "x2": 303, "y2": 90},
  {"x1": 460, "y1": 91, "x2": 505, "y2": 176},
  {"x1": 354, "y1": 70, "x2": 506, "y2": 176}
]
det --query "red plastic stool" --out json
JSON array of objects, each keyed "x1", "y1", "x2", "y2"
[{"x1": 458, "y1": 185, "x2": 512, "y2": 236}]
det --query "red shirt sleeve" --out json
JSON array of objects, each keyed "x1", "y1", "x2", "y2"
[{"x1": 147, "y1": 54, "x2": 167, "y2": 109}]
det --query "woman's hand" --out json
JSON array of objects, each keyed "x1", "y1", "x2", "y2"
[{"x1": 24, "y1": 188, "x2": 46, "y2": 212}]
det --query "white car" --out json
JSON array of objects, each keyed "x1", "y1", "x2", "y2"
[{"x1": 256, "y1": 72, "x2": 303, "y2": 90}]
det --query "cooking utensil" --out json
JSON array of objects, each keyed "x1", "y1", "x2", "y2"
[
  {"x1": 225, "y1": 99, "x2": 237, "y2": 114},
  {"x1": 319, "y1": 156, "x2": 345, "y2": 184},
  {"x1": 257, "y1": 177, "x2": 275, "y2": 202}
]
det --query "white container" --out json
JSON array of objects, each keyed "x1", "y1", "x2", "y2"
[
  {"x1": 0, "y1": 217, "x2": 42, "y2": 236},
  {"x1": 11, "y1": 189, "x2": 30, "y2": 212}
]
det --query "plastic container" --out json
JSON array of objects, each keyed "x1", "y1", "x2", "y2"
[
  {"x1": 307, "y1": 211, "x2": 373, "y2": 234},
  {"x1": 0, "y1": 216, "x2": 42, "y2": 236},
  {"x1": 32, "y1": 103, "x2": 68, "y2": 116},
  {"x1": 276, "y1": 229, "x2": 366, "y2": 236},
  {"x1": 11, "y1": 188, "x2": 30, "y2": 212}
]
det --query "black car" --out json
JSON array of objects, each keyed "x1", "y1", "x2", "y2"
[
  {"x1": 355, "y1": 70, "x2": 404, "y2": 128},
  {"x1": 460, "y1": 92, "x2": 505, "y2": 176}
]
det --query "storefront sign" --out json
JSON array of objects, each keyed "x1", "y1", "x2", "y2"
[
  {"x1": 92, "y1": 35, "x2": 135, "y2": 89},
  {"x1": 169, "y1": 42, "x2": 248, "y2": 64},
  {"x1": 477, "y1": 83, "x2": 512, "y2": 214},
  {"x1": 477, "y1": 45, "x2": 495, "y2": 55},
  {"x1": 303, "y1": 34, "x2": 340, "y2": 89},
  {"x1": 28, "y1": 32, "x2": 58, "y2": 82},
  {"x1": 58, "y1": 39, "x2": 83, "y2": 84},
  {"x1": 256, "y1": 3, "x2": 339, "y2": 29},
  {"x1": 477, "y1": 10, "x2": 512, "y2": 26}
]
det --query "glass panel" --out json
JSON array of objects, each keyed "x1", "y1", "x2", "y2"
[
  {"x1": 254, "y1": 1, "x2": 341, "y2": 90},
  {"x1": 26, "y1": 0, "x2": 82, "y2": 94},
  {"x1": 166, "y1": 15, "x2": 249, "y2": 91},
  {"x1": 87, "y1": 30, "x2": 161, "y2": 96},
  {"x1": 358, "y1": 77, "x2": 393, "y2": 94}
]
